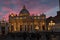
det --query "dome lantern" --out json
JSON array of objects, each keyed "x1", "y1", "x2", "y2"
[{"x1": 23, "y1": 5, "x2": 26, "y2": 9}]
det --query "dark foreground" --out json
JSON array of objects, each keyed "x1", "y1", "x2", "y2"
[{"x1": 0, "y1": 31, "x2": 60, "y2": 40}]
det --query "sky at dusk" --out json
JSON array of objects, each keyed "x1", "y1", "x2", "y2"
[{"x1": 0, "y1": 0, "x2": 59, "y2": 21}]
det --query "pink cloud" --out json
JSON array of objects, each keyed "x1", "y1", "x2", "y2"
[
  {"x1": 0, "y1": 12, "x2": 3, "y2": 16},
  {"x1": 3, "y1": 11, "x2": 17, "y2": 21},
  {"x1": 2, "y1": 7, "x2": 12, "y2": 12},
  {"x1": 4, "y1": 1, "x2": 10, "y2": 5},
  {"x1": 0, "y1": 1, "x2": 54, "y2": 21},
  {"x1": 1, "y1": 5, "x2": 52, "y2": 21},
  {"x1": 29, "y1": 6, "x2": 51, "y2": 15},
  {"x1": 1, "y1": 6, "x2": 18, "y2": 21}
]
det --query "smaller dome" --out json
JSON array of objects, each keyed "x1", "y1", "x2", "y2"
[{"x1": 41, "y1": 13, "x2": 46, "y2": 16}]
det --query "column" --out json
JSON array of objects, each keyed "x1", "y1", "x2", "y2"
[
  {"x1": 23, "y1": 25, "x2": 25, "y2": 32},
  {"x1": 5, "y1": 25, "x2": 8, "y2": 34},
  {"x1": 11, "y1": 25, "x2": 14, "y2": 32},
  {"x1": 31, "y1": 25, "x2": 32, "y2": 32},
  {"x1": 18, "y1": 23, "x2": 20, "y2": 32},
  {"x1": 9, "y1": 24, "x2": 11, "y2": 32},
  {"x1": 14, "y1": 23, "x2": 16, "y2": 31}
]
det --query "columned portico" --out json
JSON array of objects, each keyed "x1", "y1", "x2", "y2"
[{"x1": 9, "y1": 5, "x2": 46, "y2": 33}]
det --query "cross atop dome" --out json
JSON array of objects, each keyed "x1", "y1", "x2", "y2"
[{"x1": 23, "y1": 5, "x2": 26, "y2": 9}]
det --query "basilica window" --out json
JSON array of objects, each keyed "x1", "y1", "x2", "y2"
[
  {"x1": 34, "y1": 17, "x2": 36, "y2": 19},
  {"x1": 23, "y1": 17, "x2": 26, "y2": 19},
  {"x1": 34, "y1": 17, "x2": 40, "y2": 19},
  {"x1": 25, "y1": 25, "x2": 26, "y2": 31},
  {"x1": 16, "y1": 17, "x2": 19, "y2": 19},
  {"x1": 20, "y1": 17, "x2": 22, "y2": 19},
  {"x1": 27, "y1": 25, "x2": 29, "y2": 32},
  {"x1": 38, "y1": 17, "x2": 40, "y2": 19},
  {"x1": 42, "y1": 26, "x2": 45, "y2": 30},
  {"x1": 42, "y1": 16, "x2": 45, "y2": 19},
  {"x1": 20, "y1": 25, "x2": 22, "y2": 31},
  {"x1": 1, "y1": 27, "x2": 5, "y2": 34}
]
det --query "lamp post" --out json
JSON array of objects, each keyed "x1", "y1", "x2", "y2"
[{"x1": 48, "y1": 20, "x2": 55, "y2": 31}]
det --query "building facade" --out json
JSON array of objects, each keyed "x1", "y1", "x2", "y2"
[
  {"x1": 9, "y1": 5, "x2": 46, "y2": 32},
  {"x1": 46, "y1": 11, "x2": 60, "y2": 31},
  {"x1": 0, "y1": 6, "x2": 60, "y2": 35},
  {"x1": 0, "y1": 19, "x2": 9, "y2": 35}
]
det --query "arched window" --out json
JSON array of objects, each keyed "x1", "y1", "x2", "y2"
[
  {"x1": 1, "y1": 27, "x2": 5, "y2": 34},
  {"x1": 20, "y1": 25, "x2": 22, "y2": 31},
  {"x1": 11, "y1": 25, "x2": 14, "y2": 32},
  {"x1": 42, "y1": 25, "x2": 45, "y2": 30},
  {"x1": 25, "y1": 25, "x2": 26, "y2": 31},
  {"x1": 27, "y1": 25, "x2": 29, "y2": 32}
]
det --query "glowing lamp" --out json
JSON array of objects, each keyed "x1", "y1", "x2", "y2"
[
  {"x1": 11, "y1": 14, "x2": 14, "y2": 17},
  {"x1": 10, "y1": 13, "x2": 14, "y2": 17},
  {"x1": 35, "y1": 26, "x2": 39, "y2": 30},
  {"x1": 12, "y1": 24, "x2": 13, "y2": 25},
  {"x1": 42, "y1": 22, "x2": 45, "y2": 25},
  {"x1": 49, "y1": 20, "x2": 55, "y2": 26}
]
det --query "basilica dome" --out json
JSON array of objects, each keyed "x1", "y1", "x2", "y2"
[{"x1": 19, "y1": 5, "x2": 30, "y2": 16}]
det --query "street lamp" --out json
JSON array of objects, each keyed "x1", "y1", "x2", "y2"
[
  {"x1": 48, "y1": 20, "x2": 55, "y2": 30},
  {"x1": 49, "y1": 20, "x2": 55, "y2": 26}
]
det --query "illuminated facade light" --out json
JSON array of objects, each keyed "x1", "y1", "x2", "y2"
[
  {"x1": 49, "y1": 20, "x2": 55, "y2": 26},
  {"x1": 11, "y1": 14, "x2": 14, "y2": 17},
  {"x1": 48, "y1": 20, "x2": 55, "y2": 31},
  {"x1": 48, "y1": 27, "x2": 51, "y2": 30},
  {"x1": 12, "y1": 24, "x2": 13, "y2": 25},
  {"x1": 20, "y1": 17, "x2": 22, "y2": 19},
  {"x1": 35, "y1": 26, "x2": 39, "y2": 30},
  {"x1": 42, "y1": 22, "x2": 45, "y2": 25},
  {"x1": 38, "y1": 17, "x2": 40, "y2": 19}
]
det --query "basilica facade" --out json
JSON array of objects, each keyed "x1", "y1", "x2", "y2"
[{"x1": 9, "y1": 5, "x2": 46, "y2": 32}]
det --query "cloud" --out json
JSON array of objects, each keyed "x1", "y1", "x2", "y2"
[
  {"x1": 2, "y1": 7, "x2": 12, "y2": 11},
  {"x1": 0, "y1": 12, "x2": 2, "y2": 15},
  {"x1": 45, "y1": 6, "x2": 59, "y2": 17},
  {"x1": 0, "y1": 0, "x2": 59, "y2": 21}
]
